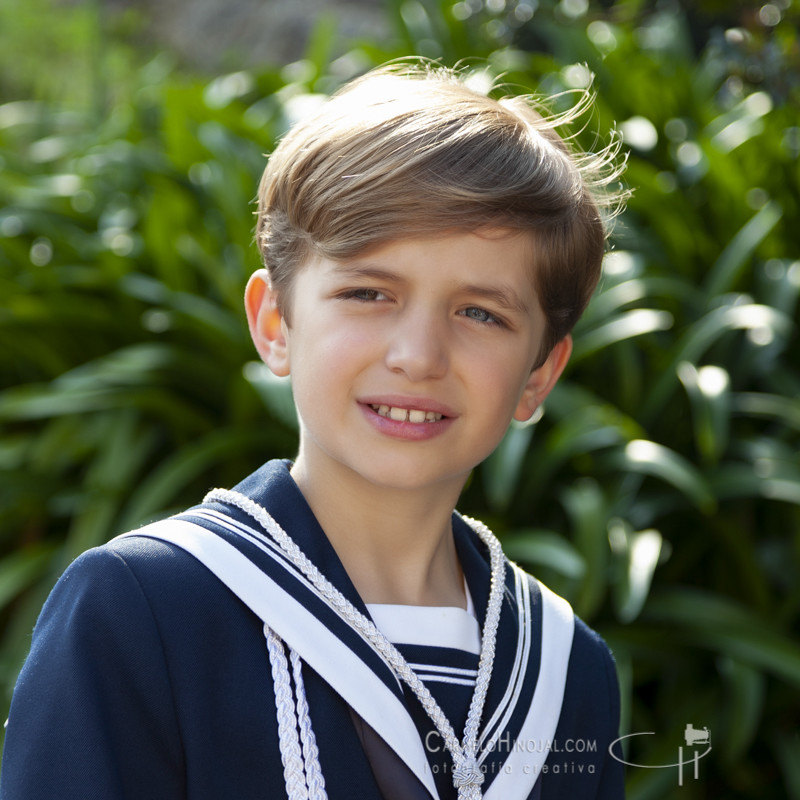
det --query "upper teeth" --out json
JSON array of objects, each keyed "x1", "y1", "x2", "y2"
[{"x1": 372, "y1": 405, "x2": 443, "y2": 423}]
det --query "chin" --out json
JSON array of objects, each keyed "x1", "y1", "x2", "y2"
[{"x1": 354, "y1": 455, "x2": 472, "y2": 496}]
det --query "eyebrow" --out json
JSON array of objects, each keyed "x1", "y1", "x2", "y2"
[
  {"x1": 331, "y1": 264, "x2": 400, "y2": 283},
  {"x1": 331, "y1": 263, "x2": 530, "y2": 315},
  {"x1": 457, "y1": 283, "x2": 530, "y2": 315}
]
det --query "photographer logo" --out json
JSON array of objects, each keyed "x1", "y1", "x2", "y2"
[{"x1": 609, "y1": 724, "x2": 712, "y2": 787}]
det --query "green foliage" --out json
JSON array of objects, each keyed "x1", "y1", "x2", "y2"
[{"x1": 1, "y1": 1, "x2": 799, "y2": 797}]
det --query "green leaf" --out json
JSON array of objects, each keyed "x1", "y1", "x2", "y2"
[
  {"x1": 717, "y1": 657, "x2": 765, "y2": 763},
  {"x1": 677, "y1": 362, "x2": 731, "y2": 465},
  {"x1": 580, "y1": 275, "x2": 697, "y2": 323},
  {"x1": 571, "y1": 308, "x2": 673, "y2": 361},
  {"x1": 642, "y1": 303, "x2": 794, "y2": 424},
  {"x1": 502, "y1": 529, "x2": 586, "y2": 580},
  {"x1": 607, "y1": 439, "x2": 716, "y2": 514},
  {"x1": 644, "y1": 589, "x2": 800, "y2": 689},
  {"x1": 608, "y1": 518, "x2": 663, "y2": 623},
  {"x1": 0, "y1": 545, "x2": 54, "y2": 611},
  {"x1": 732, "y1": 392, "x2": 800, "y2": 433},
  {"x1": 60, "y1": 409, "x2": 159, "y2": 562},
  {"x1": 703, "y1": 201, "x2": 783, "y2": 299},
  {"x1": 561, "y1": 479, "x2": 610, "y2": 619},
  {"x1": 771, "y1": 729, "x2": 800, "y2": 800},
  {"x1": 483, "y1": 422, "x2": 534, "y2": 512},
  {"x1": 242, "y1": 361, "x2": 297, "y2": 430},
  {"x1": 117, "y1": 427, "x2": 278, "y2": 529},
  {"x1": 714, "y1": 465, "x2": 800, "y2": 507}
]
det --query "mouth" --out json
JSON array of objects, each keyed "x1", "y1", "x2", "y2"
[{"x1": 369, "y1": 404, "x2": 444, "y2": 423}]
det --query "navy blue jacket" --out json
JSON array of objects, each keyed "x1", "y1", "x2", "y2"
[{"x1": 1, "y1": 460, "x2": 623, "y2": 799}]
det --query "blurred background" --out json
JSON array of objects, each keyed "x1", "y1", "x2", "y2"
[{"x1": 1, "y1": 0, "x2": 798, "y2": 796}]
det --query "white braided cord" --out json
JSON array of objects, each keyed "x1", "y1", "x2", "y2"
[
  {"x1": 265, "y1": 624, "x2": 310, "y2": 800},
  {"x1": 290, "y1": 648, "x2": 327, "y2": 800},
  {"x1": 209, "y1": 489, "x2": 506, "y2": 800}
]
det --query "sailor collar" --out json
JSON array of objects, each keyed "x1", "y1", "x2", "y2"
[{"x1": 121, "y1": 459, "x2": 574, "y2": 799}]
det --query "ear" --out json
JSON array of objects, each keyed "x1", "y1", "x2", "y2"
[
  {"x1": 513, "y1": 335, "x2": 572, "y2": 422},
  {"x1": 245, "y1": 269, "x2": 291, "y2": 377}
]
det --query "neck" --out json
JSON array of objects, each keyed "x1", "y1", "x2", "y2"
[{"x1": 290, "y1": 452, "x2": 467, "y2": 608}]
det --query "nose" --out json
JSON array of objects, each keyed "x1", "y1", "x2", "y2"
[{"x1": 384, "y1": 304, "x2": 449, "y2": 382}]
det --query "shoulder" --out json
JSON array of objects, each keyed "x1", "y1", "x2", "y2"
[
  {"x1": 23, "y1": 527, "x2": 269, "y2": 716},
  {"x1": 35, "y1": 529, "x2": 238, "y2": 650},
  {"x1": 567, "y1": 614, "x2": 620, "y2": 720},
  {"x1": 3, "y1": 536, "x2": 213, "y2": 799},
  {"x1": 55, "y1": 531, "x2": 212, "y2": 602}
]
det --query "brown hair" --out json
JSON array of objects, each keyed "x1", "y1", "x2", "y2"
[{"x1": 256, "y1": 61, "x2": 627, "y2": 364}]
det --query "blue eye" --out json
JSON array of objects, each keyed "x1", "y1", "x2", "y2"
[{"x1": 461, "y1": 307, "x2": 500, "y2": 325}]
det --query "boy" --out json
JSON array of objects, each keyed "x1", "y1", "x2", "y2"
[{"x1": 1, "y1": 63, "x2": 626, "y2": 799}]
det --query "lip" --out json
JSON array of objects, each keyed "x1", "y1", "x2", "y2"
[{"x1": 357, "y1": 396, "x2": 458, "y2": 441}]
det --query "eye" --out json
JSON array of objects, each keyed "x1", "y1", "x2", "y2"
[
  {"x1": 341, "y1": 288, "x2": 388, "y2": 302},
  {"x1": 459, "y1": 306, "x2": 503, "y2": 326}
]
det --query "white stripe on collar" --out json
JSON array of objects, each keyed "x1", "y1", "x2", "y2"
[{"x1": 482, "y1": 579, "x2": 574, "y2": 800}]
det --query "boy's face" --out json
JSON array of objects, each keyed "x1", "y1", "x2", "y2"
[{"x1": 246, "y1": 230, "x2": 571, "y2": 496}]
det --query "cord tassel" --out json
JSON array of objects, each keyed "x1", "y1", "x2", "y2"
[
  {"x1": 266, "y1": 624, "x2": 330, "y2": 800},
  {"x1": 290, "y1": 648, "x2": 327, "y2": 800}
]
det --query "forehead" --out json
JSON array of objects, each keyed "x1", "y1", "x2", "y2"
[
  {"x1": 326, "y1": 227, "x2": 529, "y2": 273},
  {"x1": 326, "y1": 229, "x2": 532, "y2": 274}
]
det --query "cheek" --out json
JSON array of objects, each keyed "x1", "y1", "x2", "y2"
[
  {"x1": 324, "y1": 318, "x2": 387, "y2": 361},
  {"x1": 288, "y1": 323, "x2": 374, "y2": 392},
  {"x1": 481, "y1": 348, "x2": 533, "y2": 395}
]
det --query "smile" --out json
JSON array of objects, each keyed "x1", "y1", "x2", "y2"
[{"x1": 370, "y1": 405, "x2": 444, "y2": 423}]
